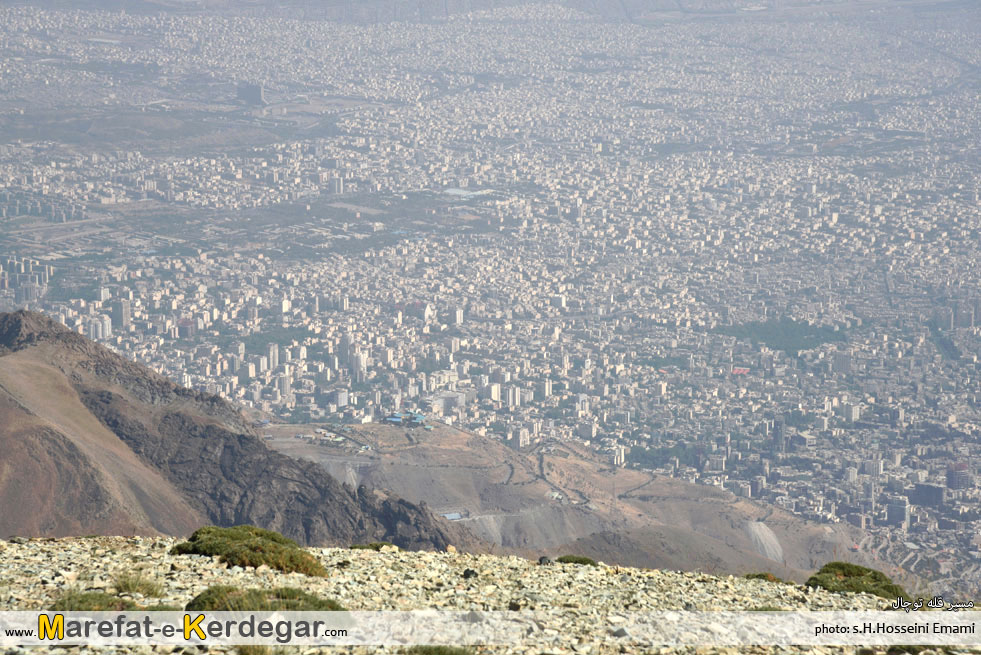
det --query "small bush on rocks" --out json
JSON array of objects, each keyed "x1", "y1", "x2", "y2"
[
  {"x1": 185, "y1": 585, "x2": 346, "y2": 612},
  {"x1": 404, "y1": 647, "x2": 473, "y2": 655},
  {"x1": 51, "y1": 588, "x2": 183, "y2": 611},
  {"x1": 50, "y1": 591, "x2": 141, "y2": 611},
  {"x1": 171, "y1": 525, "x2": 326, "y2": 577},
  {"x1": 237, "y1": 647, "x2": 271, "y2": 655},
  {"x1": 556, "y1": 555, "x2": 598, "y2": 567},
  {"x1": 744, "y1": 572, "x2": 788, "y2": 584},
  {"x1": 350, "y1": 542, "x2": 394, "y2": 551},
  {"x1": 806, "y1": 561, "x2": 910, "y2": 601},
  {"x1": 114, "y1": 571, "x2": 164, "y2": 597}
]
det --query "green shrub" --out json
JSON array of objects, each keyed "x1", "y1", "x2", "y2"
[
  {"x1": 744, "y1": 572, "x2": 787, "y2": 584},
  {"x1": 237, "y1": 647, "x2": 269, "y2": 655},
  {"x1": 555, "y1": 555, "x2": 598, "y2": 566},
  {"x1": 350, "y1": 542, "x2": 394, "y2": 551},
  {"x1": 805, "y1": 561, "x2": 910, "y2": 601},
  {"x1": 172, "y1": 525, "x2": 298, "y2": 551},
  {"x1": 143, "y1": 604, "x2": 182, "y2": 611},
  {"x1": 50, "y1": 591, "x2": 141, "y2": 611},
  {"x1": 114, "y1": 571, "x2": 164, "y2": 597},
  {"x1": 237, "y1": 646, "x2": 281, "y2": 655},
  {"x1": 750, "y1": 606, "x2": 785, "y2": 611},
  {"x1": 171, "y1": 525, "x2": 326, "y2": 577},
  {"x1": 404, "y1": 647, "x2": 474, "y2": 655},
  {"x1": 185, "y1": 586, "x2": 346, "y2": 612}
]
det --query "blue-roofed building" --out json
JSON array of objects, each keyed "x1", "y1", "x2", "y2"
[{"x1": 383, "y1": 411, "x2": 426, "y2": 427}]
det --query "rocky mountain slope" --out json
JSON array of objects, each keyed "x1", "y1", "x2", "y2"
[
  {"x1": 0, "y1": 310, "x2": 477, "y2": 551},
  {"x1": 0, "y1": 534, "x2": 890, "y2": 655},
  {"x1": 268, "y1": 423, "x2": 904, "y2": 584}
]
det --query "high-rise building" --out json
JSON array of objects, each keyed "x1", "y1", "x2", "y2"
[
  {"x1": 843, "y1": 403, "x2": 861, "y2": 423},
  {"x1": 176, "y1": 319, "x2": 196, "y2": 339},
  {"x1": 947, "y1": 463, "x2": 972, "y2": 489},
  {"x1": 237, "y1": 362, "x2": 253, "y2": 381},
  {"x1": 236, "y1": 81, "x2": 267, "y2": 105},
  {"x1": 14, "y1": 283, "x2": 40, "y2": 304},
  {"x1": 885, "y1": 496, "x2": 910, "y2": 529},
  {"x1": 267, "y1": 343, "x2": 279, "y2": 370},
  {"x1": 955, "y1": 303, "x2": 975, "y2": 328},
  {"x1": 862, "y1": 458, "x2": 884, "y2": 477},
  {"x1": 507, "y1": 429, "x2": 530, "y2": 450},
  {"x1": 909, "y1": 483, "x2": 945, "y2": 507},
  {"x1": 112, "y1": 299, "x2": 131, "y2": 329},
  {"x1": 351, "y1": 351, "x2": 368, "y2": 376}
]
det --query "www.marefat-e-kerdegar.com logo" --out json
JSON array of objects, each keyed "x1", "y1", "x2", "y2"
[
  {"x1": 0, "y1": 609, "x2": 520, "y2": 647},
  {"x1": 2, "y1": 611, "x2": 357, "y2": 646},
  {"x1": 37, "y1": 612, "x2": 348, "y2": 642}
]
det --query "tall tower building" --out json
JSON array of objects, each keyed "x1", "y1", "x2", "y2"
[
  {"x1": 112, "y1": 299, "x2": 131, "y2": 329},
  {"x1": 236, "y1": 81, "x2": 267, "y2": 105}
]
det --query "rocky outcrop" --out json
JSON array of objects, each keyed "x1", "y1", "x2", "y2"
[{"x1": 78, "y1": 388, "x2": 476, "y2": 550}]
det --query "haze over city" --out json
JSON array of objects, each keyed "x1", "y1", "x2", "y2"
[{"x1": 1, "y1": 0, "x2": 980, "y2": 598}]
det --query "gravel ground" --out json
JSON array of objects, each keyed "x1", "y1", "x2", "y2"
[{"x1": 0, "y1": 536, "x2": 967, "y2": 655}]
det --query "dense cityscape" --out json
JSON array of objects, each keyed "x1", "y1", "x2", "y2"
[{"x1": 2, "y1": 0, "x2": 980, "y2": 593}]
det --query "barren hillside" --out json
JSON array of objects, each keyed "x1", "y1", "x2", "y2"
[{"x1": 269, "y1": 422, "x2": 903, "y2": 582}]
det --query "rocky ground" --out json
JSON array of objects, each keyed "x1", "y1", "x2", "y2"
[{"x1": 0, "y1": 536, "x2": 961, "y2": 655}]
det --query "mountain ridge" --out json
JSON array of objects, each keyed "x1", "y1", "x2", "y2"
[{"x1": 0, "y1": 310, "x2": 479, "y2": 552}]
